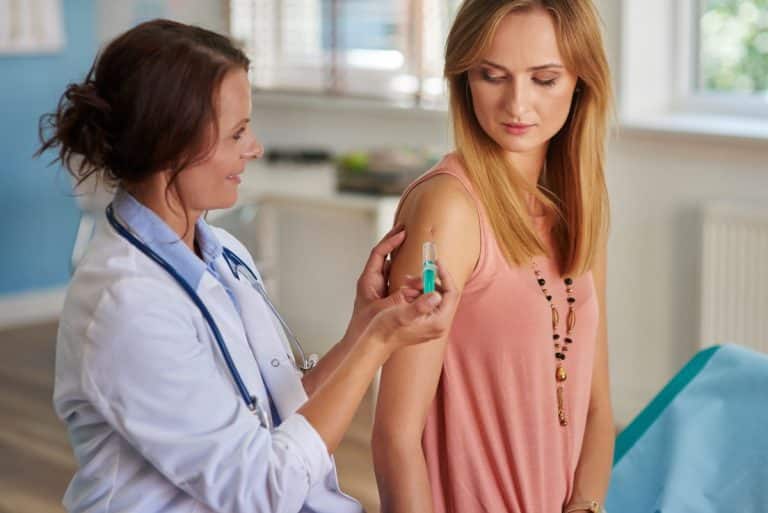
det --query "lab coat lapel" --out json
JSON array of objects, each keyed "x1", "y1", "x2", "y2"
[
  {"x1": 215, "y1": 257, "x2": 308, "y2": 421},
  {"x1": 195, "y1": 273, "x2": 271, "y2": 402}
]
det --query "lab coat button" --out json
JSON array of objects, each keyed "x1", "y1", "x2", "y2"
[{"x1": 271, "y1": 358, "x2": 280, "y2": 367}]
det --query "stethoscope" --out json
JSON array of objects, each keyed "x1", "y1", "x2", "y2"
[{"x1": 105, "y1": 204, "x2": 318, "y2": 428}]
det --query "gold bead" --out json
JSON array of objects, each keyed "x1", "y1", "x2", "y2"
[
  {"x1": 567, "y1": 308, "x2": 576, "y2": 332},
  {"x1": 556, "y1": 365, "x2": 567, "y2": 382}
]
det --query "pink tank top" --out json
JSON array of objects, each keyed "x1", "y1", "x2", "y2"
[{"x1": 396, "y1": 153, "x2": 599, "y2": 513}]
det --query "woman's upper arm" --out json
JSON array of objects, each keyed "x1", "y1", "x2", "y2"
[
  {"x1": 589, "y1": 242, "x2": 612, "y2": 416},
  {"x1": 374, "y1": 175, "x2": 480, "y2": 443}
]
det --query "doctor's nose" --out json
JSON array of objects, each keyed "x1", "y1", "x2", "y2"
[{"x1": 241, "y1": 141, "x2": 264, "y2": 160}]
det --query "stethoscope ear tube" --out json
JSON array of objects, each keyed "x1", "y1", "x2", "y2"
[{"x1": 221, "y1": 247, "x2": 317, "y2": 373}]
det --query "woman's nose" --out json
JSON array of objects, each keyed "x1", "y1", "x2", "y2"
[{"x1": 504, "y1": 79, "x2": 529, "y2": 119}]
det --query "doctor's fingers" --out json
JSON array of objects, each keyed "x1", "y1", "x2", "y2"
[
  {"x1": 401, "y1": 274, "x2": 424, "y2": 292},
  {"x1": 361, "y1": 225, "x2": 406, "y2": 276},
  {"x1": 377, "y1": 286, "x2": 421, "y2": 312},
  {"x1": 394, "y1": 292, "x2": 443, "y2": 326}
]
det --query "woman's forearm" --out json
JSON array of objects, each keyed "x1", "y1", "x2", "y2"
[
  {"x1": 568, "y1": 405, "x2": 615, "y2": 509},
  {"x1": 373, "y1": 439, "x2": 434, "y2": 513},
  {"x1": 298, "y1": 335, "x2": 388, "y2": 453}
]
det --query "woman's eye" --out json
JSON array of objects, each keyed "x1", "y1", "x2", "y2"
[
  {"x1": 534, "y1": 77, "x2": 558, "y2": 87},
  {"x1": 233, "y1": 128, "x2": 245, "y2": 141},
  {"x1": 481, "y1": 70, "x2": 505, "y2": 83}
]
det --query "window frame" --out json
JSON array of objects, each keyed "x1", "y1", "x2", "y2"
[
  {"x1": 229, "y1": 0, "x2": 456, "y2": 105},
  {"x1": 672, "y1": 0, "x2": 768, "y2": 120},
  {"x1": 619, "y1": 0, "x2": 768, "y2": 143}
]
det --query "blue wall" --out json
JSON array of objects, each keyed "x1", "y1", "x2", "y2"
[{"x1": 0, "y1": 0, "x2": 96, "y2": 295}]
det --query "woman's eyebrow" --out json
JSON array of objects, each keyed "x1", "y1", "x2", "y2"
[{"x1": 480, "y1": 59, "x2": 564, "y2": 72}]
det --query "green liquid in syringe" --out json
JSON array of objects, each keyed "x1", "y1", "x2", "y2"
[{"x1": 422, "y1": 241, "x2": 437, "y2": 293}]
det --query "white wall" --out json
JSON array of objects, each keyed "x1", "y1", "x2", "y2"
[
  {"x1": 96, "y1": 0, "x2": 227, "y2": 46},
  {"x1": 595, "y1": 0, "x2": 768, "y2": 422}
]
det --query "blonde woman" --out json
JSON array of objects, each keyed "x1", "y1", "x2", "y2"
[{"x1": 373, "y1": 1, "x2": 613, "y2": 513}]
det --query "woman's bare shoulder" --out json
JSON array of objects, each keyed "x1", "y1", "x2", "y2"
[{"x1": 394, "y1": 173, "x2": 480, "y2": 288}]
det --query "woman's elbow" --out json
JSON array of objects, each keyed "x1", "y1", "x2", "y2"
[{"x1": 372, "y1": 419, "x2": 424, "y2": 465}]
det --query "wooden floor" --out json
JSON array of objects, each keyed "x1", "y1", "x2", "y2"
[{"x1": 0, "y1": 322, "x2": 380, "y2": 513}]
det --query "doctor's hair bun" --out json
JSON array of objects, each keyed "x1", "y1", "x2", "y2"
[
  {"x1": 37, "y1": 78, "x2": 114, "y2": 186},
  {"x1": 37, "y1": 18, "x2": 250, "y2": 188}
]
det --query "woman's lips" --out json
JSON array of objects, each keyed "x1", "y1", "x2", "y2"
[{"x1": 502, "y1": 122, "x2": 535, "y2": 135}]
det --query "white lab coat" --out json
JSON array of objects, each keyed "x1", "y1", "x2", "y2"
[{"x1": 54, "y1": 218, "x2": 363, "y2": 513}]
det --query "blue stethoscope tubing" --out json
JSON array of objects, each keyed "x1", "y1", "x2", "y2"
[{"x1": 105, "y1": 204, "x2": 314, "y2": 419}]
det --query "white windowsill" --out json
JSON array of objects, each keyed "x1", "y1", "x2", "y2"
[
  {"x1": 619, "y1": 114, "x2": 768, "y2": 146},
  {"x1": 251, "y1": 89, "x2": 449, "y2": 119},
  {"x1": 253, "y1": 89, "x2": 768, "y2": 146}
]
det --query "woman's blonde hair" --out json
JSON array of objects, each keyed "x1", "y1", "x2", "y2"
[{"x1": 445, "y1": 0, "x2": 612, "y2": 276}]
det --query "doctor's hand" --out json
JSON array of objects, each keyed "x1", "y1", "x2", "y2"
[
  {"x1": 364, "y1": 261, "x2": 459, "y2": 354},
  {"x1": 343, "y1": 225, "x2": 415, "y2": 344}
]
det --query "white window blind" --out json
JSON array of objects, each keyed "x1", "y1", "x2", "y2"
[{"x1": 229, "y1": 0, "x2": 461, "y2": 104}]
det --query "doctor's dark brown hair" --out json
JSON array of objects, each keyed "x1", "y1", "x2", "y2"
[{"x1": 37, "y1": 19, "x2": 250, "y2": 187}]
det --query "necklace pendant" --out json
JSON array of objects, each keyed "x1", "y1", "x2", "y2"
[
  {"x1": 556, "y1": 385, "x2": 568, "y2": 426},
  {"x1": 556, "y1": 365, "x2": 567, "y2": 382}
]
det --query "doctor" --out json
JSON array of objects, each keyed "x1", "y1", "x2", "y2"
[{"x1": 38, "y1": 19, "x2": 458, "y2": 513}]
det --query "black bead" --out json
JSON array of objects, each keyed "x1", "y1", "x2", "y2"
[
  {"x1": 564, "y1": 278, "x2": 573, "y2": 285},
  {"x1": 538, "y1": 278, "x2": 546, "y2": 286},
  {"x1": 567, "y1": 297, "x2": 576, "y2": 304},
  {"x1": 546, "y1": 295, "x2": 552, "y2": 301},
  {"x1": 553, "y1": 334, "x2": 560, "y2": 340},
  {"x1": 565, "y1": 337, "x2": 573, "y2": 344},
  {"x1": 555, "y1": 352, "x2": 566, "y2": 360}
]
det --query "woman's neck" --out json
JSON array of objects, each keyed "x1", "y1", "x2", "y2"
[
  {"x1": 124, "y1": 179, "x2": 201, "y2": 255},
  {"x1": 508, "y1": 144, "x2": 548, "y2": 217}
]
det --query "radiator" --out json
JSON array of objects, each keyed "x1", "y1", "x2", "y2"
[{"x1": 700, "y1": 201, "x2": 768, "y2": 353}]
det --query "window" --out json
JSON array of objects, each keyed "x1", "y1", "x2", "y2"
[
  {"x1": 621, "y1": 0, "x2": 768, "y2": 137},
  {"x1": 676, "y1": 0, "x2": 768, "y2": 119},
  {"x1": 697, "y1": 0, "x2": 768, "y2": 96},
  {"x1": 229, "y1": 0, "x2": 461, "y2": 105}
]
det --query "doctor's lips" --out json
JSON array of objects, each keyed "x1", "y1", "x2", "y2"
[
  {"x1": 226, "y1": 170, "x2": 244, "y2": 184},
  {"x1": 502, "y1": 122, "x2": 535, "y2": 135}
]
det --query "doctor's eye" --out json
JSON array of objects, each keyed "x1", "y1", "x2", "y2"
[{"x1": 233, "y1": 127, "x2": 246, "y2": 141}]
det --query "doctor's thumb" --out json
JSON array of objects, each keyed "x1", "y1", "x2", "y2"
[{"x1": 401, "y1": 292, "x2": 442, "y2": 321}]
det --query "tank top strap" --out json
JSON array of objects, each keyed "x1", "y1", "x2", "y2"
[{"x1": 394, "y1": 152, "x2": 498, "y2": 294}]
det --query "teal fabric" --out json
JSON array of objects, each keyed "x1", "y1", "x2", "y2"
[{"x1": 606, "y1": 344, "x2": 768, "y2": 513}]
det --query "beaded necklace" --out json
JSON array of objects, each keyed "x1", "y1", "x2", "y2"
[{"x1": 532, "y1": 261, "x2": 575, "y2": 427}]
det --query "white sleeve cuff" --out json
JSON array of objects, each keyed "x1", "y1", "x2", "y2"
[{"x1": 272, "y1": 413, "x2": 332, "y2": 488}]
